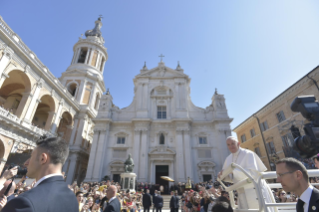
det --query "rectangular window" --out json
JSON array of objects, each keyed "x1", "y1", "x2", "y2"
[
  {"x1": 91, "y1": 51, "x2": 98, "y2": 67},
  {"x1": 199, "y1": 137, "x2": 207, "y2": 144},
  {"x1": 241, "y1": 134, "x2": 246, "y2": 143},
  {"x1": 281, "y1": 132, "x2": 294, "y2": 147},
  {"x1": 276, "y1": 111, "x2": 286, "y2": 123},
  {"x1": 113, "y1": 150, "x2": 126, "y2": 158},
  {"x1": 260, "y1": 121, "x2": 269, "y2": 132},
  {"x1": 157, "y1": 106, "x2": 167, "y2": 119},
  {"x1": 197, "y1": 150, "x2": 212, "y2": 158},
  {"x1": 254, "y1": 147, "x2": 261, "y2": 157},
  {"x1": 266, "y1": 141, "x2": 276, "y2": 155},
  {"x1": 77, "y1": 48, "x2": 88, "y2": 63},
  {"x1": 117, "y1": 137, "x2": 125, "y2": 144},
  {"x1": 250, "y1": 129, "x2": 256, "y2": 138}
]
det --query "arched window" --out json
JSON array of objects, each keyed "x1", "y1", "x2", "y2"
[
  {"x1": 78, "y1": 47, "x2": 88, "y2": 63},
  {"x1": 159, "y1": 134, "x2": 165, "y2": 145},
  {"x1": 68, "y1": 83, "x2": 77, "y2": 96}
]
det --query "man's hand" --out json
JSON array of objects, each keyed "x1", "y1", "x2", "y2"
[
  {"x1": 0, "y1": 195, "x2": 7, "y2": 210},
  {"x1": 2, "y1": 166, "x2": 18, "y2": 179},
  {"x1": 217, "y1": 170, "x2": 223, "y2": 179}
]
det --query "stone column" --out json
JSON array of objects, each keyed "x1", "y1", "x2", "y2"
[
  {"x1": 139, "y1": 129, "x2": 149, "y2": 181},
  {"x1": 175, "y1": 83, "x2": 179, "y2": 109},
  {"x1": 77, "y1": 80, "x2": 87, "y2": 103},
  {"x1": 15, "y1": 92, "x2": 32, "y2": 118},
  {"x1": 69, "y1": 118, "x2": 79, "y2": 144},
  {"x1": 85, "y1": 48, "x2": 91, "y2": 64},
  {"x1": 0, "y1": 73, "x2": 9, "y2": 88},
  {"x1": 183, "y1": 131, "x2": 193, "y2": 180},
  {"x1": 133, "y1": 129, "x2": 141, "y2": 174},
  {"x1": 51, "y1": 100, "x2": 64, "y2": 133},
  {"x1": 152, "y1": 99, "x2": 156, "y2": 119},
  {"x1": 0, "y1": 47, "x2": 13, "y2": 76},
  {"x1": 167, "y1": 99, "x2": 171, "y2": 119},
  {"x1": 85, "y1": 130, "x2": 100, "y2": 181},
  {"x1": 72, "y1": 48, "x2": 80, "y2": 64},
  {"x1": 175, "y1": 131, "x2": 186, "y2": 182},
  {"x1": 150, "y1": 160, "x2": 154, "y2": 183},
  {"x1": 44, "y1": 111, "x2": 55, "y2": 131},
  {"x1": 92, "y1": 130, "x2": 107, "y2": 181},
  {"x1": 66, "y1": 153, "x2": 78, "y2": 185},
  {"x1": 72, "y1": 115, "x2": 87, "y2": 146},
  {"x1": 23, "y1": 81, "x2": 42, "y2": 123}
]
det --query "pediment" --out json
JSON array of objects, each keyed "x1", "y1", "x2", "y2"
[
  {"x1": 149, "y1": 146, "x2": 176, "y2": 155},
  {"x1": 197, "y1": 160, "x2": 216, "y2": 168},
  {"x1": 137, "y1": 64, "x2": 187, "y2": 79}
]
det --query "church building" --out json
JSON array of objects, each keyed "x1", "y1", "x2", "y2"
[{"x1": 0, "y1": 16, "x2": 232, "y2": 185}]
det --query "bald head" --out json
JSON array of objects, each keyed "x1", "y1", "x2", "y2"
[{"x1": 107, "y1": 185, "x2": 117, "y2": 199}]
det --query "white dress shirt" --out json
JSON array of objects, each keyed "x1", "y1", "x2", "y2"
[
  {"x1": 108, "y1": 196, "x2": 117, "y2": 204},
  {"x1": 33, "y1": 173, "x2": 63, "y2": 188},
  {"x1": 300, "y1": 185, "x2": 314, "y2": 212}
]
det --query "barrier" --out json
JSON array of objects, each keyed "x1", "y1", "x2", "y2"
[{"x1": 217, "y1": 163, "x2": 319, "y2": 212}]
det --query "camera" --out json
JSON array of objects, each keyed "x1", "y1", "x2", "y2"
[
  {"x1": 8, "y1": 163, "x2": 28, "y2": 176},
  {"x1": 290, "y1": 95, "x2": 319, "y2": 158}
]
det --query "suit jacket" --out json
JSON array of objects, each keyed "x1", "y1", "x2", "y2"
[
  {"x1": 152, "y1": 194, "x2": 157, "y2": 205},
  {"x1": 154, "y1": 195, "x2": 163, "y2": 208},
  {"x1": 170, "y1": 195, "x2": 179, "y2": 208},
  {"x1": 103, "y1": 197, "x2": 121, "y2": 212},
  {"x1": 143, "y1": 193, "x2": 152, "y2": 207},
  {"x1": 307, "y1": 187, "x2": 319, "y2": 212},
  {"x1": 2, "y1": 176, "x2": 78, "y2": 212}
]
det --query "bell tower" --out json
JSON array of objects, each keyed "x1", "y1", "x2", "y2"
[
  {"x1": 60, "y1": 17, "x2": 107, "y2": 111},
  {"x1": 61, "y1": 17, "x2": 108, "y2": 184}
]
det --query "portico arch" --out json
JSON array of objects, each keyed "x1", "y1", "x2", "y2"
[
  {"x1": 57, "y1": 111, "x2": 73, "y2": 142},
  {"x1": 31, "y1": 95, "x2": 56, "y2": 130},
  {"x1": 0, "y1": 70, "x2": 31, "y2": 118}
]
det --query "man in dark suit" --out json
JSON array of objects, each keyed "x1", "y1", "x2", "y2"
[
  {"x1": 143, "y1": 189, "x2": 152, "y2": 212},
  {"x1": 1, "y1": 136, "x2": 78, "y2": 212},
  {"x1": 104, "y1": 185, "x2": 120, "y2": 212},
  {"x1": 170, "y1": 191, "x2": 179, "y2": 212},
  {"x1": 154, "y1": 191, "x2": 163, "y2": 212},
  {"x1": 152, "y1": 190, "x2": 158, "y2": 212},
  {"x1": 276, "y1": 157, "x2": 319, "y2": 212}
]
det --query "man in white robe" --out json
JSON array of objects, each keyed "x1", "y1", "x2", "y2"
[{"x1": 217, "y1": 136, "x2": 277, "y2": 212}]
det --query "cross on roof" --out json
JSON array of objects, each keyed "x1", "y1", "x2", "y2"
[{"x1": 159, "y1": 54, "x2": 165, "y2": 62}]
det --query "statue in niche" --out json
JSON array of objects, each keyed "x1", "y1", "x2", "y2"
[{"x1": 124, "y1": 154, "x2": 134, "y2": 173}]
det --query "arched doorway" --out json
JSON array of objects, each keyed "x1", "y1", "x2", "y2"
[
  {"x1": 0, "y1": 70, "x2": 31, "y2": 118},
  {"x1": 57, "y1": 111, "x2": 73, "y2": 142},
  {"x1": 31, "y1": 95, "x2": 55, "y2": 131}
]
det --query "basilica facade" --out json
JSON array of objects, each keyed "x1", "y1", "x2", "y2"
[{"x1": 0, "y1": 16, "x2": 232, "y2": 185}]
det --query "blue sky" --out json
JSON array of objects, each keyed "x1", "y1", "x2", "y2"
[{"x1": 1, "y1": 1, "x2": 319, "y2": 133}]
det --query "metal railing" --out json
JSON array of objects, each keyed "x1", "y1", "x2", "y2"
[{"x1": 217, "y1": 163, "x2": 319, "y2": 212}]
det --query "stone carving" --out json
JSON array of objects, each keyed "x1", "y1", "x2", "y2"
[{"x1": 124, "y1": 154, "x2": 134, "y2": 173}]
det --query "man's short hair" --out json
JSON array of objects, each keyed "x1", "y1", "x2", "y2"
[
  {"x1": 36, "y1": 136, "x2": 69, "y2": 165},
  {"x1": 212, "y1": 200, "x2": 233, "y2": 212},
  {"x1": 313, "y1": 154, "x2": 319, "y2": 162},
  {"x1": 276, "y1": 157, "x2": 309, "y2": 182},
  {"x1": 76, "y1": 191, "x2": 83, "y2": 197}
]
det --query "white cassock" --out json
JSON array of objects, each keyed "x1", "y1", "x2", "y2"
[{"x1": 222, "y1": 148, "x2": 277, "y2": 212}]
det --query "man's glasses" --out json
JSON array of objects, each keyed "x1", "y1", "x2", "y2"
[{"x1": 276, "y1": 171, "x2": 296, "y2": 178}]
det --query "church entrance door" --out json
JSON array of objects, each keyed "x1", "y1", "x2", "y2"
[{"x1": 155, "y1": 165, "x2": 169, "y2": 194}]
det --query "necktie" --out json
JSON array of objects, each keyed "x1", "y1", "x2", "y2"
[{"x1": 297, "y1": 199, "x2": 305, "y2": 212}]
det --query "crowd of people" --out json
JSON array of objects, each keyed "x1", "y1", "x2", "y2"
[{"x1": 0, "y1": 135, "x2": 318, "y2": 212}]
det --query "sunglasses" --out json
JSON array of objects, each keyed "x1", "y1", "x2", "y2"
[{"x1": 281, "y1": 193, "x2": 286, "y2": 195}]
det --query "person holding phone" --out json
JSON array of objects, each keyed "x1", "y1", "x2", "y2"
[{"x1": 1, "y1": 136, "x2": 78, "y2": 212}]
